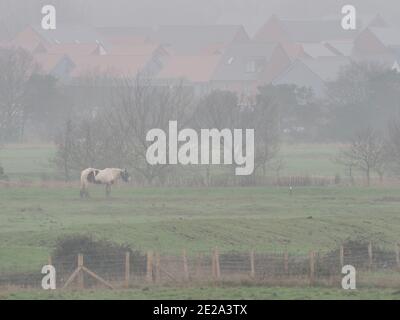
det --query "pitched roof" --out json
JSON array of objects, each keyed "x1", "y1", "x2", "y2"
[
  {"x1": 211, "y1": 42, "x2": 280, "y2": 82},
  {"x1": 323, "y1": 41, "x2": 354, "y2": 56},
  {"x1": 44, "y1": 43, "x2": 100, "y2": 55},
  {"x1": 106, "y1": 43, "x2": 166, "y2": 56},
  {"x1": 299, "y1": 57, "x2": 351, "y2": 82},
  {"x1": 31, "y1": 24, "x2": 106, "y2": 45},
  {"x1": 157, "y1": 54, "x2": 222, "y2": 83},
  {"x1": 369, "y1": 27, "x2": 400, "y2": 47},
  {"x1": 255, "y1": 15, "x2": 358, "y2": 43},
  {"x1": 96, "y1": 26, "x2": 154, "y2": 37},
  {"x1": 274, "y1": 56, "x2": 350, "y2": 83},
  {"x1": 33, "y1": 54, "x2": 73, "y2": 74},
  {"x1": 68, "y1": 54, "x2": 152, "y2": 78},
  {"x1": 11, "y1": 26, "x2": 45, "y2": 51},
  {"x1": 272, "y1": 57, "x2": 350, "y2": 98},
  {"x1": 151, "y1": 25, "x2": 250, "y2": 54},
  {"x1": 215, "y1": 11, "x2": 271, "y2": 38},
  {"x1": 282, "y1": 20, "x2": 358, "y2": 43},
  {"x1": 301, "y1": 43, "x2": 339, "y2": 58},
  {"x1": 272, "y1": 61, "x2": 328, "y2": 98}
]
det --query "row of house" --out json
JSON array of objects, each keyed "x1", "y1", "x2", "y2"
[{"x1": 2, "y1": 14, "x2": 400, "y2": 102}]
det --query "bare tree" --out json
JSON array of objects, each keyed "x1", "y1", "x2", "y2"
[
  {"x1": 193, "y1": 90, "x2": 241, "y2": 184},
  {"x1": 0, "y1": 47, "x2": 37, "y2": 143},
  {"x1": 249, "y1": 86, "x2": 280, "y2": 178},
  {"x1": 385, "y1": 118, "x2": 400, "y2": 176},
  {"x1": 337, "y1": 127, "x2": 385, "y2": 186},
  {"x1": 54, "y1": 76, "x2": 195, "y2": 185},
  {"x1": 334, "y1": 151, "x2": 357, "y2": 185},
  {"x1": 106, "y1": 77, "x2": 195, "y2": 185}
]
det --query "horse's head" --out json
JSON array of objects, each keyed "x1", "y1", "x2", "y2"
[{"x1": 120, "y1": 169, "x2": 131, "y2": 182}]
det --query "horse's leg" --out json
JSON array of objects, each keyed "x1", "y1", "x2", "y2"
[
  {"x1": 81, "y1": 183, "x2": 90, "y2": 199},
  {"x1": 105, "y1": 184, "x2": 111, "y2": 197}
]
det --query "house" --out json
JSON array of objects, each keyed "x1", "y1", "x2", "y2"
[
  {"x1": 254, "y1": 15, "x2": 358, "y2": 45},
  {"x1": 353, "y1": 26, "x2": 400, "y2": 55},
  {"x1": 34, "y1": 54, "x2": 75, "y2": 78},
  {"x1": 12, "y1": 25, "x2": 107, "y2": 51},
  {"x1": 67, "y1": 54, "x2": 157, "y2": 79},
  {"x1": 253, "y1": 15, "x2": 359, "y2": 62},
  {"x1": 8, "y1": 25, "x2": 169, "y2": 80},
  {"x1": 150, "y1": 25, "x2": 250, "y2": 55},
  {"x1": 156, "y1": 54, "x2": 222, "y2": 95},
  {"x1": 301, "y1": 43, "x2": 339, "y2": 58},
  {"x1": 211, "y1": 42, "x2": 291, "y2": 101},
  {"x1": 96, "y1": 27, "x2": 155, "y2": 45},
  {"x1": 323, "y1": 41, "x2": 355, "y2": 57},
  {"x1": 368, "y1": 27, "x2": 400, "y2": 49},
  {"x1": 272, "y1": 57, "x2": 350, "y2": 99}
]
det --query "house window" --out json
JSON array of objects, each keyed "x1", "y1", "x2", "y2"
[{"x1": 246, "y1": 60, "x2": 256, "y2": 73}]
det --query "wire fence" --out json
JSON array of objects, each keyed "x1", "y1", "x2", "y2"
[{"x1": 1, "y1": 242, "x2": 400, "y2": 290}]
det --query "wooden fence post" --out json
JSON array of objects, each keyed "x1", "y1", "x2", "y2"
[
  {"x1": 211, "y1": 250, "x2": 216, "y2": 279},
  {"x1": 340, "y1": 245, "x2": 344, "y2": 268},
  {"x1": 146, "y1": 251, "x2": 153, "y2": 283},
  {"x1": 284, "y1": 252, "x2": 289, "y2": 275},
  {"x1": 183, "y1": 249, "x2": 189, "y2": 282},
  {"x1": 48, "y1": 256, "x2": 53, "y2": 266},
  {"x1": 77, "y1": 254, "x2": 84, "y2": 289},
  {"x1": 309, "y1": 251, "x2": 315, "y2": 286},
  {"x1": 154, "y1": 252, "x2": 161, "y2": 283},
  {"x1": 212, "y1": 248, "x2": 221, "y2": 282},
  {"x1": 395, "y1": 243, "x2": 400, "y2": 271},
  {"x1": 195, "y1": 253, "x2": 202, "y2": 279},
  {"x1": 215, "y1": 248, "x2": 221, "y2": 281},
  {"x1": 124, "y1": 252, "x2": 130, "y2": 288},
  {"x1": 250, "y1": 250, "x2": 255, "y2": 279},
  {"x1": 368, "y1": 242, "x2": 373, "y2": 271}
]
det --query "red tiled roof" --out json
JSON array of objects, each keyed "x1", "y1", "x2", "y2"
[
  {"x1": 107, "y1": 43, "x2": 163, "y2": 56},
  {"x1": 157, "y1": 55, "x2": 222, "y2": 82},
  {"x1": 34, "y1": 54, "x2": 67, "y2": 73},
  {"x1": 45, "y1": 43, "x2": 99, "y2": 55},
  {"x1": 68, "y1": 54, "x2": 151, "y2": 78},
  {"x1": 11, "y1": 27, "x2": 46, "y2": 52}
]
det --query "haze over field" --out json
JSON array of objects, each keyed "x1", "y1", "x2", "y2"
[{"x1": 0, "y1": 0, "x2": 400, "y2": 300}]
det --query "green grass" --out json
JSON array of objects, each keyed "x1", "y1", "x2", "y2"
[
  {"x1": 0, "y1": 144, "x2": 55, "y2": 181},
  {"x1": 0, "y1": 143, "x2": 353, "y2": 181},
  {"x1": 1, "y1": 143, "x2": 399, "y2": 299},
  {"x1": 0, "y1": 185, "x2": 400, "y2": 273},
  {"x1": 2, "y1": 286, "x2": 399, "y2": 300},
  {"x1": 280, "y1": 143, "x2": 342, "y2": 176}
]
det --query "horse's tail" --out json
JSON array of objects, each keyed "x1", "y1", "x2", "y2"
[{"x1": 80, "y1": 168, "x2": 94, "y2": 198}]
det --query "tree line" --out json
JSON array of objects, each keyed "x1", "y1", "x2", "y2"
[{"x1": 1, "y1": 47, "x2": 400, "y2": 185}]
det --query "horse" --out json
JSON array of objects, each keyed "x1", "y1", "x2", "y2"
[{"x1": 80, "y1": 168, "x2": 130, "y2": 198}]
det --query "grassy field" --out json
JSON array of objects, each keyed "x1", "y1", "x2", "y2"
[
  {"x1": 2, "y1": 286, "x2": 400, "y2": 300},
  {"x1": 1, "y1": 185, "x2": 400, "y2": 274},
  {"x1": 0, "y1": 143, "x2": 348, "y2": 181},
  {"x1": 0, "y1": 144, "x2": 56, "y2": 181},
  {"x1": 0, "y1": 143, "x2": 399, "y2": 299}
]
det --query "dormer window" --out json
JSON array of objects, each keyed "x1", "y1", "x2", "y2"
[{"x1": 227, "y1": 57, "x2": 234, "y2": 65}]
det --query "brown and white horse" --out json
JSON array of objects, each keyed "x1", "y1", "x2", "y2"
[{"x1": 80, "y1": 168, "x2": 130, "y2": 198}]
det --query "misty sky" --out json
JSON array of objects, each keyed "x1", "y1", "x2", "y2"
[{"x1": 0, "y1": 0, "x2": 399, "y2": 39}]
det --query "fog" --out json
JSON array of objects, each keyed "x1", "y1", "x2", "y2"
[{"x1": 1, "y1": 0, "x2": 400, "y2": 39}]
